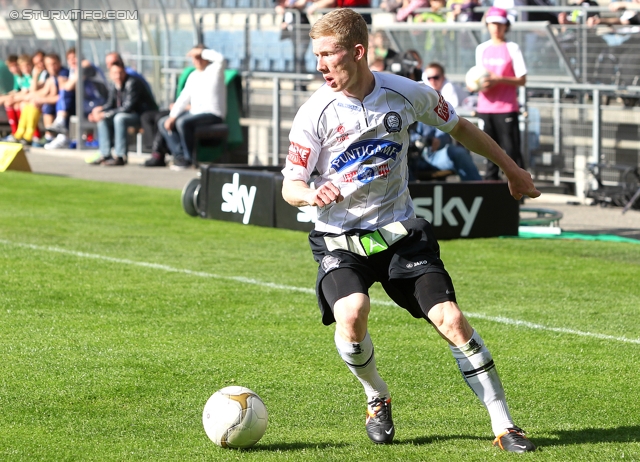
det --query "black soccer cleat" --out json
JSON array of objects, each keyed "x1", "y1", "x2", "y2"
[
  {"x1": 493, "y1": 427, "x2": 536, "y2": 453},
  {"x1": 365, "y1": 397, "x2": 395, "y2": 444}
]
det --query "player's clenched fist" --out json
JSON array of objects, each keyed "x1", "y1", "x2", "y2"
[{"x1": 306, "y1": 182, "x2": 344, "y2": 207}]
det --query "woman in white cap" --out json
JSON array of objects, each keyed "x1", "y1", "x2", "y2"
[{"x1": 474, "y1": 6, "x2": 527, "y2": 181}]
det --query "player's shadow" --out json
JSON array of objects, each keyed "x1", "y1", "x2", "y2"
[
  {"x1": 395, "y1": 434, "x2": 486, "y2": 446},
  {"x1": 396, "y1": 425, "x2": 640, "y2": 448},
  {"x1": 530, "y1": 425, "x2": 640, "y2": 447},
  {"x1": 249, "y1": 442, "x2": 349, "y2": 451}
]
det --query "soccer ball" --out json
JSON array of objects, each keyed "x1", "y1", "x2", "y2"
[
  {"x1": 465, "y1": 65, "x2": 490, "y2": 92},
  {"x1": 202, "y1": 386, "x2": 268, "y2": 449}
]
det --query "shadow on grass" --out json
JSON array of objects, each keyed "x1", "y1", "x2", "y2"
[
  {"x1": 248, "y1": 442, "x2": 350, "y2": 451},
  {"x1": 533, "y1": 426, "x2": 640, "y2": 447},
  {"x1": 394, "y1": 434, "x2": 486, "y2": 446}
]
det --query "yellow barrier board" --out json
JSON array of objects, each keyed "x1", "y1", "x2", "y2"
[{"x1": 0, "y1": 142, "x2": 31, "y2": 172}]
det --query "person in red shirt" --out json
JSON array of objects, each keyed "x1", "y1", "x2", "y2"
[{"x1": 307, "y1": 0, "x2": 372, "y2": 23}]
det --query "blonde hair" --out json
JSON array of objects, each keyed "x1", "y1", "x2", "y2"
[{"x1": 310, "y1": 8, "x2": 369, "y2": 53}]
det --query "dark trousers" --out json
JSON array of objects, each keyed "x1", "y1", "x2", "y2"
[
  {"x1": 478, "y1": 112, "x2": 524, "y2": 181},
  {"x1": 158, "y1": 112, "x2": 223, "y2": 162},
  {"x1": 140, "y1": 109, "x2": 170, "y2": 154}
]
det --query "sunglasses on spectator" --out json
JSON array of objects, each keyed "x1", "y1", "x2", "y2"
[{"x1": 426, "y1": 75, "x2": 442, "y2": 81}]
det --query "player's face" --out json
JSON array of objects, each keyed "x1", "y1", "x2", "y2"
[{"x1": 313, "y1": 35, "x2": 358, "y2": 95}]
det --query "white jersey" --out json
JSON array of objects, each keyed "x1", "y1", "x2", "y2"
[{"x1": 282, "y1": 72, "x2": 459, "y2": 234}]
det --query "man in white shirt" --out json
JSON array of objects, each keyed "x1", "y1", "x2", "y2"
[
  {"x1": 281, "y1": 8, "x2": 540, "y2": 452},
  {"x1": 157, "y1": 45, "x2": 226, "y2": 170},
  {"x1": 422, "y1": 62, "x2": 469, "y2": 110}
]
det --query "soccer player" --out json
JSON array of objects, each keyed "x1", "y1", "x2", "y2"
[{"x1": 281, "y1": 8, "x2": 539, "y2": 453}]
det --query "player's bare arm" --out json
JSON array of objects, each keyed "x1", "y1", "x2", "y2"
[
  {"x1": 282, "y1": 179, "x2": 343, "y2": 207},
  {"x1": 449, "y1": 117, "x2": 541, "y2": 200}
]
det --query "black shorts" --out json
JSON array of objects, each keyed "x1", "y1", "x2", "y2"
[{"x1": 309, "y1": 218, "x2": 457, "y2": 325}]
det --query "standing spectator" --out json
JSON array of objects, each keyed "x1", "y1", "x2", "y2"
[
  {"x1": 275, "y1": 0, "x2": 312, "y2": 73},
  {"x1": 157, "y1": 45, "x2": 226, "y2": 170},
  {"x1": 88, "y1": 63, "x2": 157, "y2": 166},
  {"x1": 281, "y1": 8, "x2": 539, "y2": 451},
  {"x1": 474, "y1": 7, "x2": 527, "y2": 180},
  {"x1": 307, "y1": 0, "x2": 372, "y2": 24}
]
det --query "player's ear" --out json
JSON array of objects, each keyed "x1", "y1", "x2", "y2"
[{"x1": 354, "y1": 44, "x2": 366, "y2": 62}]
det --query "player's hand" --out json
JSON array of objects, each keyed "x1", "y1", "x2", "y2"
[
  {"x1": 507, "y1": 167, "x2": 541, "y2": 200},
  {"x1": 306, "y1": 182, "x2": 343, "y2": 207}
]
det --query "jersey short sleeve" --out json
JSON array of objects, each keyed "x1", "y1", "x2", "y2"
[
  {"x1": 413, "y1": 82, "x2": 459, "y2": 134},
  {"x1": 506, "y1": 42, "x2": 527, "y2": 77},
  {"x1": 282, "y1": 102, "x2": 323, "y2": 183}
]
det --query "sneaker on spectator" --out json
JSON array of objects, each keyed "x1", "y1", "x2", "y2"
[
  {"x1": 170, "y1": 156, "x2": 192, "y2": 171},
  {"x1": 44, "y1": 134, "x2": 69, "y2": 150},
  {"x1": 45, "y1": 117, "x2": 68, "y2": 135},
  {"x1": 144, "y1": 152, "x2": 166, "y2": 167},
  {"x1": 89, "y1": 155, "x2": 112, "y2": 165}
]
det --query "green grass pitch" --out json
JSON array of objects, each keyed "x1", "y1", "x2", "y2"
[{"x1": 1, "y1": 171, "x2": 639, "y2": 461}]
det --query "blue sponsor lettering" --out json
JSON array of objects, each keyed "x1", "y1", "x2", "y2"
[
  {"x1": 337, "y1": 102, "x2": 362, "y2": 112},
  {"x1": 330, "y1": 139, "x2": 402, "y2": 172}
]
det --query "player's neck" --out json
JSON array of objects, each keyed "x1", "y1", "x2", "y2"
[{"x1": 343, "y1": 68, "x2": 376, "y2": 102}]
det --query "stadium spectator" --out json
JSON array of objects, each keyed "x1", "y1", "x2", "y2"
[
  {"x1": 475, "y1": 7, "x2": 527, "y2": 180},
  {"x1": 413, "y1": 62, "x2": 481, "y2": 180},
  {"x1": 143, "y1": 66, "x2": 195, "y2": 167},
  {"x1": 9, "y1": 53, "x2": 68, "y2": 146},
  {"x1": 395, "y1": 0, "x2": 429, "y2": 22},
  {"x1": 423, "y1": 61, "x2": 468, "y2": 108},
  {"x1": 0, "y1": 58, "x2": 15, "y2": 95},
  {"x1": 587, "y1": 0, "x2": 640, "y2": 26},
  {"x1": 413, "y1": 0, "x2": 447, "y2": 22},
  {"x1": 157, "y1": 45, "x2": 226, "y2": 170},
  {"x1": 88, "y1": 63, "x2": 158, "y2": 166},
  {"x1": 104, "y1": 52, "x2": 154, "y2": 101},
  {"x1": 307, "y1": 0, "x2": 373, "y2": 24},
  {"x1": 1, "y1": 55, "x2": 25, "y2": 137},
  {"x1": 44, "y1": 48, "x2": 109, "y2": 150},
  {"x1": 281, "y1": 8, "x2": 539, "y2": 452},
  {"x1": 275, "y1": 0, "x2": 312, "y2": 73},
  {"x1": 450, "y1": 0, "x2": 484, "y2": 22}
]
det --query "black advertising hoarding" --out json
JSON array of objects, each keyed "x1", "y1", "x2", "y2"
[
  {"x1": 202, "y1": 168, "x2": 276, "y2": 227},
  {"x1": 408, "y1": 182, "x2": 519, "y2": 239},
  {"x1": 200, "y1": 167, "x2": 519, "y2": 239}
]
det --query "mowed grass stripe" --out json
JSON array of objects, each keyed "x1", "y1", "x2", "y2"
[{"x1": 3, "y1": 238, "x2": 639, "y2": 345}]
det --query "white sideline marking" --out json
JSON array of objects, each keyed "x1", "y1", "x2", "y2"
[{"x1": 2, "y1": 239, "x2": 640, "y2": 345}]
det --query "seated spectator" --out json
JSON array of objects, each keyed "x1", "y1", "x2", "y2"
[
  {"x1": 10, "y1": 53, "x2": 68, "y2": 145},
  {"x1": 143, "y1": 66, "x2": 195, "y2": 167},
  {"x1": 413, "y1": 0, "x2": 447, "y2": 22},
  {"x1": 104, "y1": 52, "x2": 154, "y2": 101},
  {"x1": 307, "y1": 0, "x2": 372, "y2": 24},
  {"x1": 422, "y1": 61, "x2": 469, "y2": 109},
  {"x1": 409, "y1": 121, "x2": 482, "y2": 181},
  {"x1": 406, "y1": 61, "x2": 481, "y2": 181},
  {"x1": 557, "y1": 0, "x2": 599, "y2": 24},
  {"x1": 44, "y1": 48, "x2": 109, "y2": 150},
  {"x1": 588, "y1": 0, "x2": 640, "y2": 26},
  {"x1": 450, "y1": 0, "x2": 484, "y2": 22},
  {"x1": 157, "y1": 45, "x2": 226, "y2": 170},
  {"x1": 88, "y1": 63, "x2": 158, "y2": 166},
  {"x1": 396, "y1": 0, "x2": 429, "y2": 22},
  {"x1": 2, "y1": 55, "x2": 30, "y2": 139},
  {"x1": 0, "y1": 58, "x2": 15, "y2": 95}
]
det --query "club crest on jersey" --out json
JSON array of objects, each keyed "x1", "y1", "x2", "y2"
[
  {"x1": 330, "y1": 139, "x2": 402, "y2": 173},
  {"x1": 383, "y1": 111, "x2": 402, "y2": 133}
]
